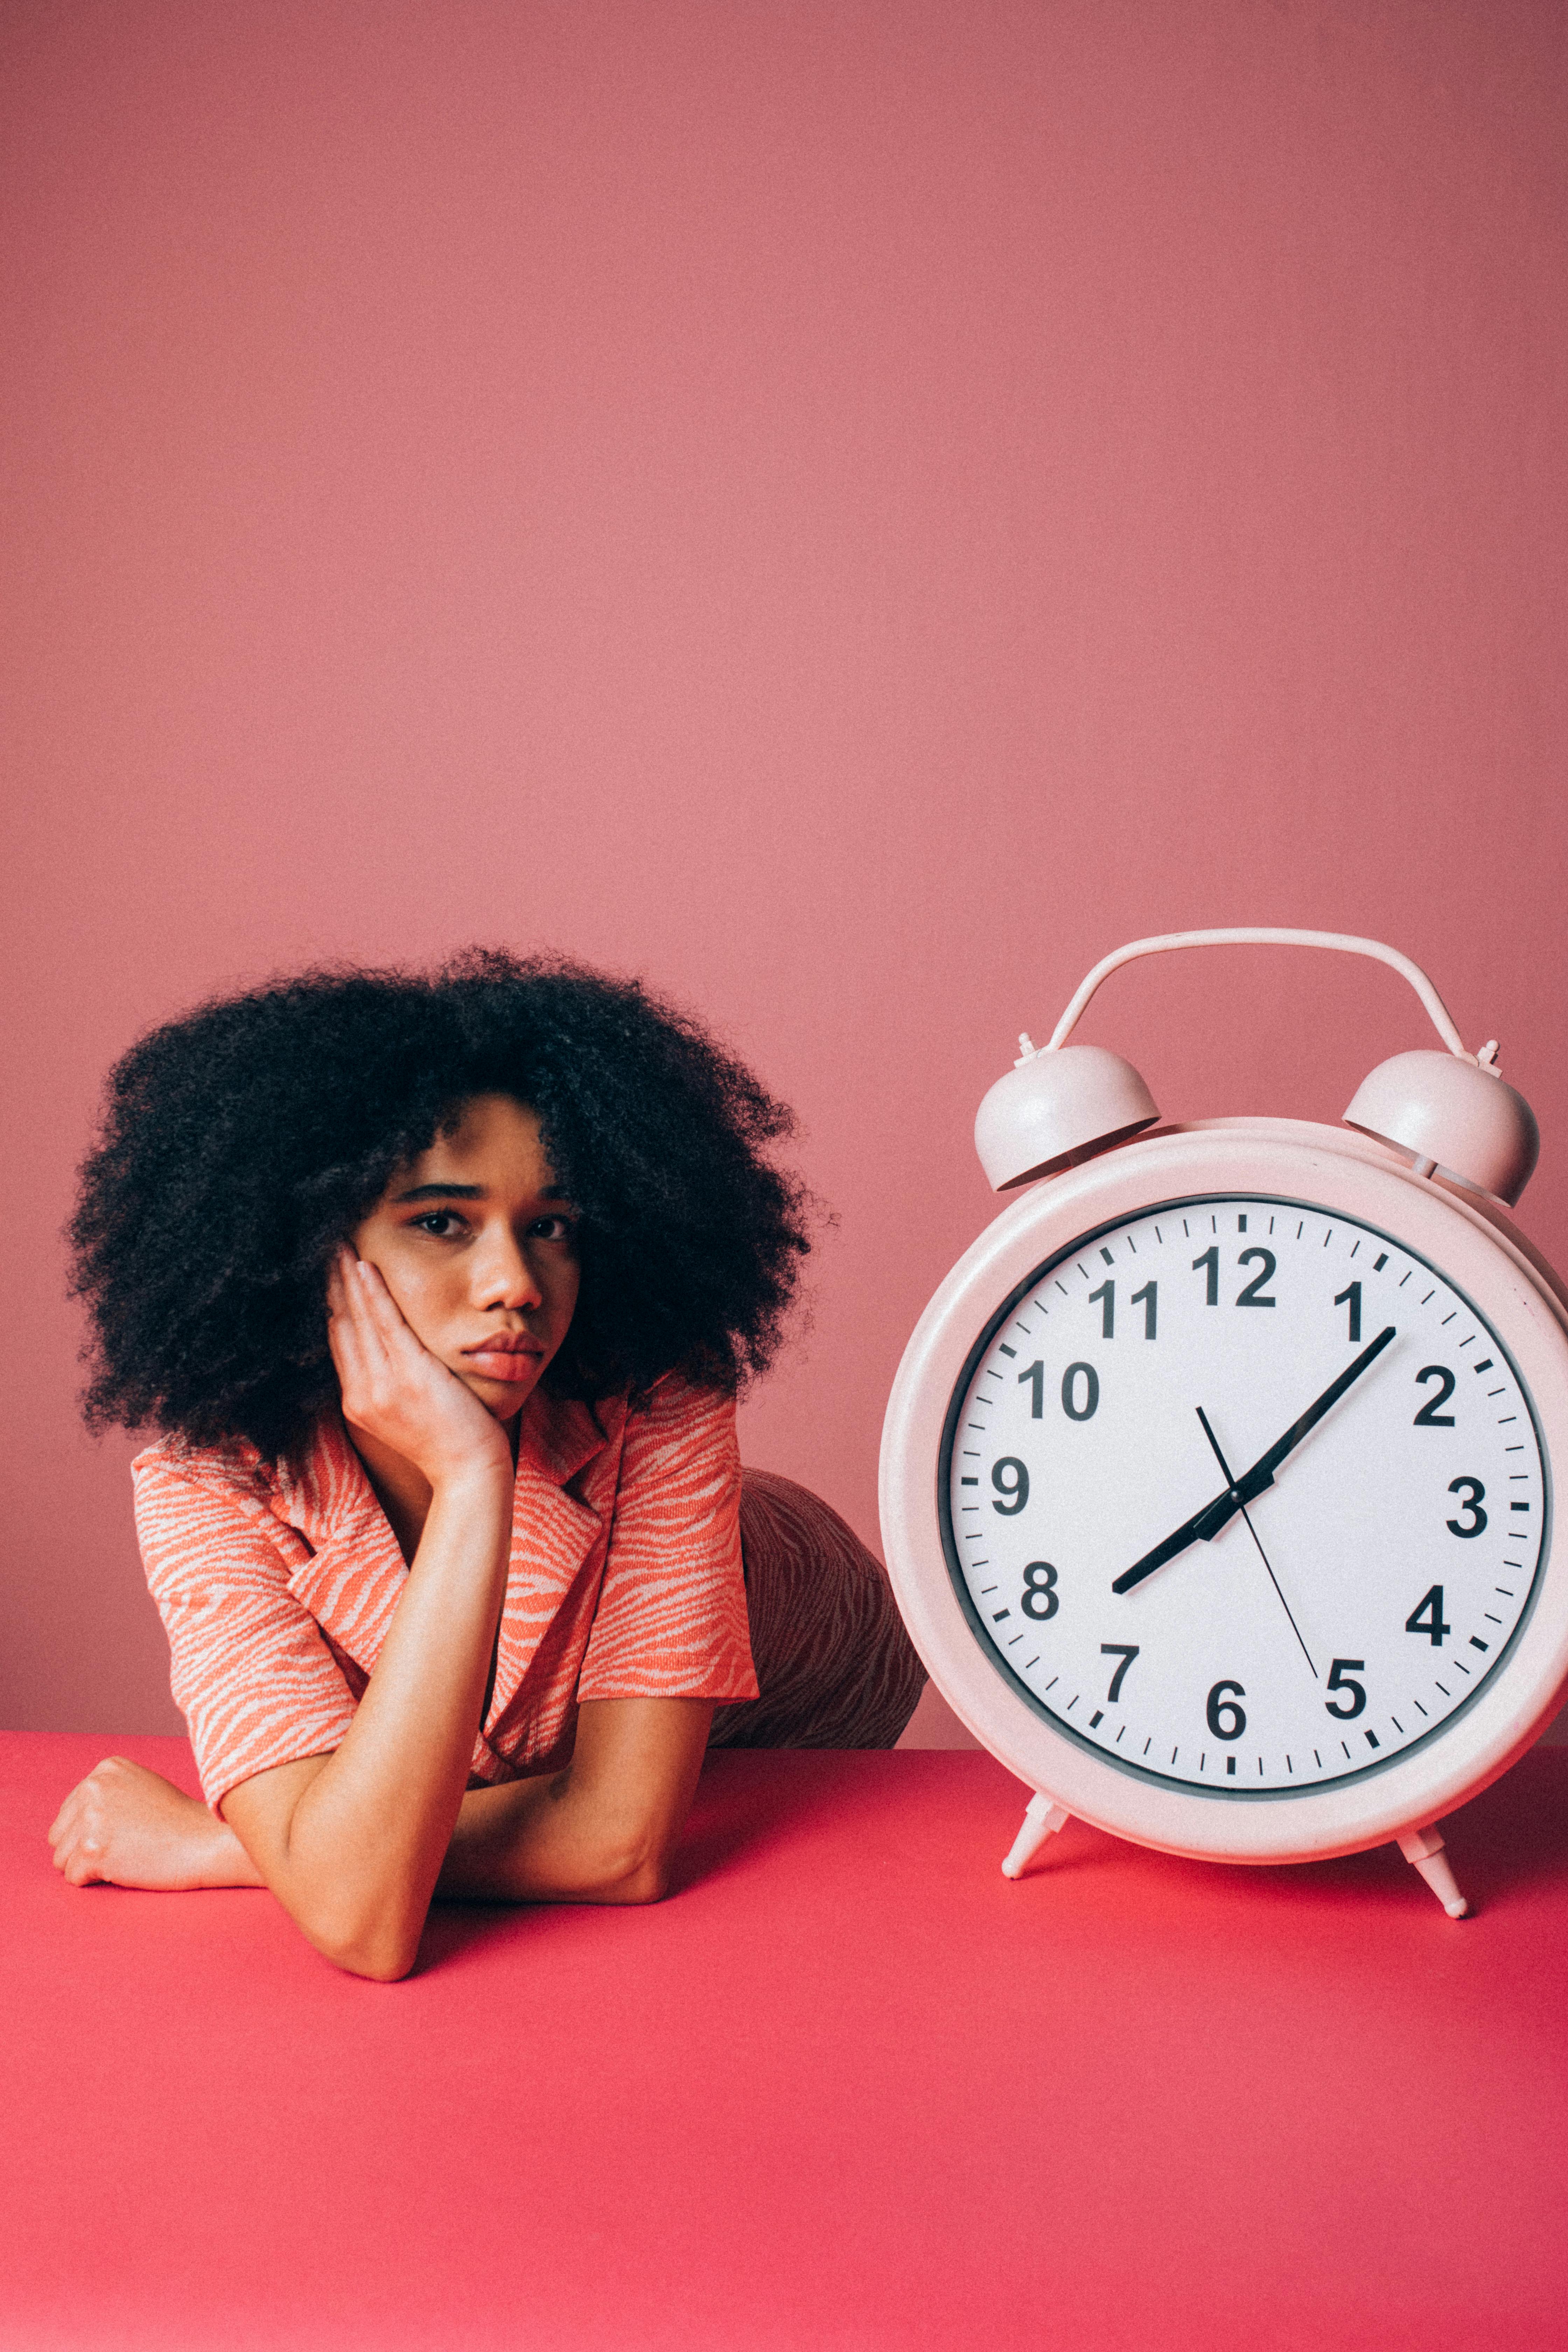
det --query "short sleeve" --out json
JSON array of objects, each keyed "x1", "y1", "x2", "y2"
[
  {"x1": 576, "y1": 1378, "x2": 759, "y2": 1703},
  {"x1": 133, "y1": 1449, "x2": 359, "y2": 1811}
]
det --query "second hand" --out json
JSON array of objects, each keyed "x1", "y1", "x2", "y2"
[{"x1": 1195, "y1": 1405, "x2": 1318, "y2": 1681}]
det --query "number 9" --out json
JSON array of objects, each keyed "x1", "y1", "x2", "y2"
[{"x1": 991, "y1": 1457, "x2": 1030, "y2": 1515}]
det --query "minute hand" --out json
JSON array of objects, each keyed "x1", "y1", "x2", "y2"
[{"x1": 1110, "y1": 1324, "x2": 1397, "y2": 1596}]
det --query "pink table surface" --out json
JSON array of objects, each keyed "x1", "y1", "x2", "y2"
[{"x1": 2, "y1": 1731, "x2": 1566, "y2": 2352}]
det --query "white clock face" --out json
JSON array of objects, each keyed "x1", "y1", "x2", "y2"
[{"x1": 940, "y1": 1195, "x2": 1551, "y2": 1797}]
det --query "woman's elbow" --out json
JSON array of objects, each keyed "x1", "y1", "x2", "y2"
[
  {"x1": 329, "y1": 1937, "x2": 421, "y2": 1982},
  {"x1": 613, "y1": 1855, "x2": 672, "y2": 1906},
  {"x1": 299, "y1": 1899, "x2": 426, "y2": 1982},
  {"x1": 584, "y1": 1829, "x2": 674, "y2": 1905}
]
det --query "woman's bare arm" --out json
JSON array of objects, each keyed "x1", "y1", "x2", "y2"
[
  {"x1": 436, "y1": 1695, "x2": 715, "y2": 1904},
  {"x1": 214, "y1": 1252, "x2": 514, "y2": 1980},
  {"x1": 50, "y1": 1260, "x2": 722, "y2": 1954},
  {"x1": 47, "y1": 1695, "x2": 715, "y2": 1907}
]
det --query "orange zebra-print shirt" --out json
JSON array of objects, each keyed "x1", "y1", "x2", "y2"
[{"x1": 133, "y1": 1373, "x2": 758, "y2": 1811}]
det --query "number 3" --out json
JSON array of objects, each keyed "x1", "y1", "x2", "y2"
[{"x1": 1446, "y1": 1477, "x2": 1487, "y2": 1538}]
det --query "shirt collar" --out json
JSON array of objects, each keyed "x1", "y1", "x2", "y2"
[{"x1": 270, "y1": 1389, "x2": 623, "y2": 1690}]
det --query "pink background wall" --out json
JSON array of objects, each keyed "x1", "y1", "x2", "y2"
[{"x1": 4, "y1": 0, "x2": 1565, "y2": 1738}]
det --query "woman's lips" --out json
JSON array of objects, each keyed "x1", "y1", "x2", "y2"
[{"x1": 462, "y1": 1344, "x2": 545, "y2": 1383}]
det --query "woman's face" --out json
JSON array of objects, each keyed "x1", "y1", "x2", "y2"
[{"x1": 349, "y1": 1094, "x2": 580, "y2": 1423}]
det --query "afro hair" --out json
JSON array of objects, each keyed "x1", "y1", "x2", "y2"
[{"x1": 68, "y1": 950, "x2": 813, "y2": 1461}]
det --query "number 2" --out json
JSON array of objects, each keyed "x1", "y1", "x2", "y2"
[
  {"x1": 1235, "y1": 1248, "x2": 1277, "y2": 1307},
  {"x1": 1413, "y1": 1366, "x2": 1457, "y2": 1427}
]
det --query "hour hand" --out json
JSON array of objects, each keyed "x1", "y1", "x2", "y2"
[{"x1": 1111, "y1": 1488, "x2": 1238, "y2": 1595}]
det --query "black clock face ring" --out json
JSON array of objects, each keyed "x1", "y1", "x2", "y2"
[{"x1": 937, "y1": 1194, "x2": 1552, "y2": 1800}]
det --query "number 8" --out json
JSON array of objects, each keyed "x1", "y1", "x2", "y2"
[{"x1": 1021, "y1": 1562, "x2": 1059, "y2": 1620}]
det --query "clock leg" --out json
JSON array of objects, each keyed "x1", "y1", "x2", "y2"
[
  {"x1": 1001, "y1": 1793, "x2": 1071, "y2": 1880},
  {"x1": 1397, "y1": 1823, "x2": 1470, "y2": 1919}
]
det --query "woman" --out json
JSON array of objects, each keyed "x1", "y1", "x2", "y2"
[{"x1": 48, "y1": 951, "x2": 923, "y2": 1977}]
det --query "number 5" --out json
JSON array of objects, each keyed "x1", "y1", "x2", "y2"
[{"x1": 1324, "y1": 1658, "x2": 1366, "y2": 1719}]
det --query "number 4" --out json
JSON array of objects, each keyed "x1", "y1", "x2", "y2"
[{"x1": 1406, "y1": 1586, "x2": 1451, "y2": 1646}]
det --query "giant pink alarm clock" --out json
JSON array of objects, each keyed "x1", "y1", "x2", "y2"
[{"x1": 880, "y1": 930, "x2": 1567, "y2": 1917}]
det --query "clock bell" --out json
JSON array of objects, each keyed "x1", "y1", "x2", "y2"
[{"x1": 974, "y1": 926, "x2": 1539, "y2": 1206}]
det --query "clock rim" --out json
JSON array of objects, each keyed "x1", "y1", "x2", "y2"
[{"x1": 879, "y1": 1118, "x2": 1568, "y2": 1863}]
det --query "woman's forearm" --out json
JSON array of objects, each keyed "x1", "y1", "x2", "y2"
[
  {"x1": 435, "y1": 1776, "x2": 665, "y2": 1904},
  {"x1": 435, "y1": 1696, "x2": 716, "y2": 1907},
  {"x1": 224, "y1": 1465, "x2": 512, "y2": 1977}
]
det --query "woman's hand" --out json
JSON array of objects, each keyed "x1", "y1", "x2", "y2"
[
  {"x1": 48, "y1": 1756, "x2": 263, "y2": 1890},
  {"x1": 326, "y1": 1247, "x2": 511, "y2": 1491}
]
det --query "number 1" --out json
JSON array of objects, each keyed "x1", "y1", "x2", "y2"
[{"x1": 1335, "y1": 1281, "x2": 1362, "y2": 1342}]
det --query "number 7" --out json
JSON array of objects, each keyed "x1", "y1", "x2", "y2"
[{"x1": 1100, "y1": 1644, "x2": 1140, "y2": 1702}]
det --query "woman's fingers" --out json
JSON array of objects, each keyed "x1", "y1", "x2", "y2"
[
  {"x1": 351, "y1": 1256, "x2": 424, "y2": 1358},
  {"x1": 327, "y1": 1248, "x2": 390, "y2": 1400},
  {"x1": 48, "y1": 1776, "x2": 104, "y2": 1881},
  {"x1": 46, "y1": 1786, "x2": 82, "y2": 1847},
  {"x1": 48, "y1": 1757, "x2": 241, "y2": 1891},
  {"x1": 345, "y1": 1264, "x2": 410, "y2": 1411}
]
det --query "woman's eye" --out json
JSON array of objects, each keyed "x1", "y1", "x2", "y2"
[
  {"x1": 530, "y1": 1215, "x2": 576, "y2": 1243},
  {"x1": 411, "y1": 1211, "x2": 467, "y2": 1239}
]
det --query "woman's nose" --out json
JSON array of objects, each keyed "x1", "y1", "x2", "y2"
[{"x1": 473, "y1": 1229, "x2": 544, "y2": 1313}]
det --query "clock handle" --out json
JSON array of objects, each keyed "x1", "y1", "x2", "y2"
[
  {"x1": 1046, "y1": 928, "x2": 1471, "y2": 1058},
  {"x1": 983, "y1": 925, "x2": 1538, "y2": 1204},
  {"x1": 1000, "y1": 1792, "x2": 1071, "y2": 1880}
]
